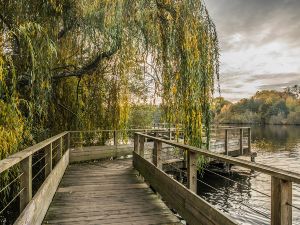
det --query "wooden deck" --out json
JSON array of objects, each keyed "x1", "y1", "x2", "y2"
[{"x1": 43, "y1": 159, "x2": 181, "y2": 225}]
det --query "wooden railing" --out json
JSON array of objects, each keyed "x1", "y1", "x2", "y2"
[
  {"x1": 210, "y1": 126, "x2": 251, "y2": 155},
  {"x1": 68, "y1": 128, "x2": 173, "y2": 147},
  {"x1": 0, "y1": 132, "x2": 70, "y2": 225},
  {"x1": 133, "y1": 132, "x2": 300, "y2": 225}
]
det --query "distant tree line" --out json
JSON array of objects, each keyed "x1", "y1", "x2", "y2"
[{"x1": 213, "y1": 86, "x2": 300, "y2": 125}]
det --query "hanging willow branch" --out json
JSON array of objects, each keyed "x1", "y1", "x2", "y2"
[
  {"x1": 52, "y1": 43, "x2": 120, "y2": 79},
  {"x1": 1, "y1": 0, "x2": 219, "y2": 148}
]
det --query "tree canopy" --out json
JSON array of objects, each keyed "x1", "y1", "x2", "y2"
[
  {"x1": 0, "y1": 0, "x2": 219, "y2": 158},
  {"x1": 215, "y1": 89, "x2": 300, "y2": 125}
]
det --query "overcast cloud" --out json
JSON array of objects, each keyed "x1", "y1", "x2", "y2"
[{"x1": 206, "y1": 0, "x2": 300, "y2": 101}]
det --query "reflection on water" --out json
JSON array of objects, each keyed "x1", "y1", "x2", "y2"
[{"x1": 198, "y1": 125, "x2": 300, "y2": 225}]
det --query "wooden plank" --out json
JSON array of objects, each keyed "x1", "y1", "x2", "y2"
[
  {"x1": 43, "y1": 159, "x2": 180, "y2": 225},
  {"x1": 45, "y1": 143, "x2": 53, "y2": 177},
  {"x1": 153, "y1": 140, "x2": 162, "y2": 169},
  {"x1": 248, "y1": 127, "x2": 251, "y2": 152},
  {"x1": 187, "y1": 151, "x2": 197, "y2": 193},
  {"x1": 20, "y1": 155, "x2": 32, "y2": 212},
  {"x1": 136, "y1": 133, "x2": 300, "y2": 183},
  {"x1": 70, "y1": 146, "x2": 133, "y2": 163},
  {"x1": 134, "y1": 133, "x2": 139, "y2": 154},
  {"x1": 239, "y1": 128, "x2": 243, "y2": 155},
  {"x1": 139, "y1": 136, "x2": 145, "y2": 157},
  {"x1": 15, "y1": 150, "x2": 69, "y2": 225},
  {"x1": 0, "y1": 132, "x2": 68, "y2": 173},
  {"x1": 271, "y1": 176, "x2": 292, "y2": 225},
  {"x1": 133, "y1": 152, "x2": 238, "y2": 225},
  {"x1": 224, "y1": 129, "x2": 228, "y2": 155}
]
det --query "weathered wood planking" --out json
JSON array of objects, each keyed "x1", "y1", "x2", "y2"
[
  {"x1": 133, "y1": 152, "x2": 238, "y2": 225},
  {"x1": 137, "y1": 133, "x2": 300, "y2": 183},
  {"x1": 0, "y1": 132, "x2": 68, "y2": 173},
  {"x1": 15, "y1": 150, "x2": 69, "y2": 225},
  {"x1": 43, "y1": 159, "x2": 181, "y2": 225},
  {"x1": 70, "y1": 145, "x2": 133, "y2": 163}
]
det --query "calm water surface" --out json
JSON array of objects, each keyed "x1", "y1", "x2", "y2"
[{"x1": 198, "y1": 125, "x2": 300, "y2": 225}]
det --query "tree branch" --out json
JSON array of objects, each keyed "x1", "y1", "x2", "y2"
[
  {"x1": 155, "y1": 0, "x2": 177, "y2": 18},
  {"x1": 52, "y1": 43, "x2": 120, "y2": 80},
  {"x1": 0, "y1": 13, "x2": 20, "y2": 50}
]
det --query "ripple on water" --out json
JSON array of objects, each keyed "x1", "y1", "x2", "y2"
[{"x1": 198, "y1": 125, "x2": 300, "y2": 224}]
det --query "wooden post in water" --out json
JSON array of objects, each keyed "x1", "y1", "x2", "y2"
[
  {"x1": 153, "y1": 139, "x2": 162, "y2": 169},
  {"x1": 271, "y1": 176, "x2": 292, "y2": 225},
  {"x1": 248, "y1": 128, "x2": 251, "y2": 153},
  {"x1": 239, "y1": 128, "x2": 243, "y2": 155},
  {"x1": 45, "y1": 143, "x2": 53, "y2": 177},
  {"x1": 139, "y1": 136, "x2": 145, "y2": 158},
  {"x1": 187, "y1": 151, "x2": 197, "y2": 193},
  {"x1": 225, "y1": 129, "x2": 228, "y2": 155},
  {"x1": 20, "y1": 155, "x2": 32, "y2": 211}
]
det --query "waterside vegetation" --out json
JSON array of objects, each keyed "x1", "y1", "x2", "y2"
[{"x1": 214, "y1": 87, "x2": 300, "y2": 125}]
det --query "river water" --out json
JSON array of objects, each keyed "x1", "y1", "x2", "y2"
[{"x1": 198, "y1": 125, "x2": 300, "y2": 225}]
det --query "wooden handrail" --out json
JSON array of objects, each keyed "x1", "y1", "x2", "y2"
[
  {"x1": 0, "y1": 131, "x2": 70, "y2": 225},
  {"x1": 136, "y1": 132, "x2": 300, "y2": 183},
  {"x1": 135, "y1": 132, "x2": 298, "y2": 225},
  {"x1": 0, "y1": 131, "x2": 68, "y2": 173},
  {"x1": 68, "y1": 128, "x2": 174, "y2": 133}
]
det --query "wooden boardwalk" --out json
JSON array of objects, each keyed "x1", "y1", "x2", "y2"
[
  {"x1": 43, "y1": 159, "x2": 181, "y2": 225},
  {"x1": 5, "y1": 128, "x2": 300, "y2": 225}
]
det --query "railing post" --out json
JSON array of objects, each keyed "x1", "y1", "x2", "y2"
[
  {"x1": 113, "y1": 130, "x2": 117, "y2": 146},
  {"x1": 271, "y1": 176, "x2": 292, "y2": 225},
  {"x1": 153, "y1": 139, "x2": 162, "y2": 169},
  {"x1": 239, "y1": 128, "x2": 243, "y2": 155},
  {"x1": 187, "y1": 150, "x2": 197, "y2": 193},
  {"x1": 248, "y1": 128, "x2": 251, "y2": 153},
  {"x1": 134, "y1": 133, "x2": 139, "y2": 154},
  {"x1": 20, "y1": 155, "x2": 32, "y2": 211},
  {"x1": 45, "y1": 143, "x2": 53, "y2": 177},
  {"x1": 225, "y1": 129, "x2": 228, "y2": 155},
  {"x1": 58, "y1": 136, "x2": 63, "y2": 159},
  {"x1": 67, "y1": 132, "x2": 71, "y2": 150},
  {"x1": 139, "y1": 136, "x2": 145, "y2": 158},
  {"x1": 144, "y1": 129, "x2": 147, "y2": 143}
]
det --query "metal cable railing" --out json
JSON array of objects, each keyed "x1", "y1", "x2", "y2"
[
  {"x1": 0, "y1": 172, "x2": 24, "y2": 195},
  {"x1": 134, "y1": 131, "x2": 300, "y2": 225},
  {"x1": 0, "y1": 188, "x2": 24, "y2": 215},
  {"x1": 151, "y1": 150, "x2": 271, "y2": 221},
  {"x1": 0, "y1": 131, "x2": 69, "y2": 223}
]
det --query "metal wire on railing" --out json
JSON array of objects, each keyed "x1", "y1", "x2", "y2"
[
  {"x1": 161, "y1": 141, "x2": 300, "y2": 214},
  {"x1": 32, "y1": 153, "x2": 48, "y2": 167},
  {"x1": 0, "y1": 172, "x2": 24, "y2": 194},
  {"x1": 287, "y1": 202, "x2": 300, "y2": 211},
  {"x1": 0, "y1": 188, "x2": 24, "y2": 215},
  {"x1": 204, "y1": 166, "x2": 271, "y2": 197},
  {"x1": 163, "y1": 155, "x2": 270, "y2": 219},
  {"x1": 150, "y1": 149, "x2": 272, "y2": 221},
  {"x1": 196, "y1": 179, "x2": 271, "y2": 220},
  {"x1": 32, "y1": 163, "x2": 48, "y2": 181}
]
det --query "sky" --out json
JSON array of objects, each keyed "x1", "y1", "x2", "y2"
[{"x1": 205, "y1": 0, "x2": 300, "y2": 102}]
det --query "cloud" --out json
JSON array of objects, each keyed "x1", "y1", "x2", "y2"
[
  {"x1": 206, "y1": 0, "x2": 300, "y2": 50},
  {"x1": 216, "y1": 72, "x2": 300, "y2": 102},
  {"x1": 207, "y1": 0, "x2": 300, "y2": 101}
]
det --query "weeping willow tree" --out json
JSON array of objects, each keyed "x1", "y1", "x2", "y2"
[
  {"x1": 1, "y1": 0, "x2": 218, "y2": 218},
  {"x1": 0, "y1": 0, "x2": 218, "y2": 157}
]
